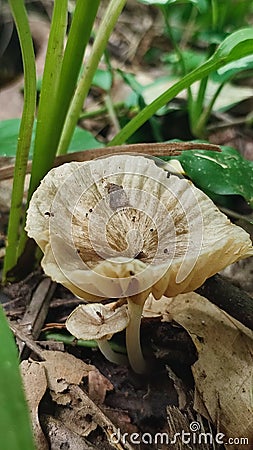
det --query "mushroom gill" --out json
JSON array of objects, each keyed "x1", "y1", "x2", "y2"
[{"x1": 26, "y1": 154, "x2": 253, "y2": 372}]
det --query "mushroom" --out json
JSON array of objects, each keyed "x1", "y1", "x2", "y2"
[
  {"x1": 66, "y1": 302, "x2": 129, "y2": 365},
  {"x1": 26, "y1": 154, "x2": 253, "y2": 373}
]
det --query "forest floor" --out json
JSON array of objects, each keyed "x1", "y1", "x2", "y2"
[{"x1": 0, "y1": 2, "x2": 253, "y2": 449}]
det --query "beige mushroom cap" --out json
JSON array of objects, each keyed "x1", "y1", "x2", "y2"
[
  {"x1": 26, "y1": 154, "x2": 253, "y2": 301},
  {"x1": 66, "y1": 303, "x2": 129, "y2": 341}
]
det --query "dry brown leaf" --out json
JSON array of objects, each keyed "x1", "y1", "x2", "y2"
[
  {"x1": 20, "y1": 360, "x2": 48, "y2": 450},
  {"x1": 151, "y1": 292, "x2": 253, "y2": 450},
  {"x1": 42, "y1": 416, "x2": 98, "y2": 450},
  {"x1": 40, "y1": 350, "x2": 93, "y2": 392},
  {"x1": 88, "y1": 368, "x2": 114, "y2": 404}
]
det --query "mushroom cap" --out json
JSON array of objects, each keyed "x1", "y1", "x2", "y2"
[
  {"x1": 66, "y1": 303, "x2": 129, "y2": 340},
  {"x1": 26, "y1": 154, "x2": 253, "y2": 301}
]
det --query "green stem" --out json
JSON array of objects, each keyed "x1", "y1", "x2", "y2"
[
  {"x1": 26, "y1": 0, "x2": 68, "y2": 200},
  {"x1": 19, "y1": 1, "x2": 100, "y2": 259},
  {"x1": 16, "y1": 0, "x2": 68, "y2": 260},
  {"x1": 126, "y1": 299, "x2": 146, "y2": 374},
  {"x1": 3, "y1": 0, "x2": 36, "y2": 281},
  {"x1": 193, "y1": 82, "x2": 225, "y2": 138},
  {"x1": 104, "y1": 93, "x2": 121, "y2": 133},
  {"x1": 162, "y1": 6, "x2": 186, "y2": 75},
  {"x1": 211, "y1": 0, "x2": 218, "y2": 30},
  {"x1": 57, "y1": 0, "x2": 127, "y2": 156},
  {"x1": 189, "y1": 76, "x2": 208, "y2": 136},
  {"x1": 79, "y1": 101, "x2": 125, "y2": 120},
  {"x1": 43, "y1": 332, "x2": 127, "y2": 354}
]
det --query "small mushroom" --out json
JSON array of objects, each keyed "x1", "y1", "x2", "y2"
[
  {"x1": 66, "y1": 303, "x2": 129, "y2": 365},
  {"x1": 26, "y1": 154, "x2": 253, "y2": 373}
]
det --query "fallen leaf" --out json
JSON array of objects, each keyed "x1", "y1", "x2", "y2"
[
  {"x1": 20, "y1": 360, "x2": 48, "y2": 450},
  {"x1": 40, "y1": 350, "x2": 92, "y2": 392},
  {"x1": 156, "y1": 292, "x2": 253, "y2": 450},
  {"x1": 42, "y1": 415, "x2": 97, "y2": 450},
  {"x1": 88, "y1": 367, "x2": 114, "y2": 404}
]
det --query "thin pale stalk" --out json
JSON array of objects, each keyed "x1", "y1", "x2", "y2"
[
  {"x1": 126, "y1": 299, "x2": 146, "y2": 374},
  {"x1": 57, "y1": 0, "x2": 127, "y2": 156},
  {"x1": 97, "y1": 339, "x2": 128, "y2": 365},
  {"x1": 3, "y1": 0, "x2": 36, "y2": 280}
]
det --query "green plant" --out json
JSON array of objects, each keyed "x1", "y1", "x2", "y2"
[
  {"x1": 0, "y1": 306, "x2": 35, "y2": 449},
  {"x1": 162, "y1": 145, "x2": 253, "y2": 213},
  {"x1": 2, "y1": 0, "x2": 253, "y2": 281},
  {"x1": 134, "y1": 0, "x2": 253, "y2": 138},
  {"x1": 109, "y1": 26, "x2": 253, "y2": 145},
  {"x1": 3, "y1": 0, "x2": 126, "y2": 281}
]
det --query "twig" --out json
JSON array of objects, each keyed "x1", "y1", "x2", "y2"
[
  {"x1": 0, "y1": 141, "x2": 221, "y2": 181},
  {"x1": 18, "y1": 277, "x2": 57, "y2": 358},
  {"x1": 10, "y1": 323, "x2": 46, "y2": 360},
  {"x1": 195, "y1": 273, "x2": 253, "y2": 331}
]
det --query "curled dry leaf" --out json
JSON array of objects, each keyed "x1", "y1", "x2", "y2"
[{"x1": 155, "y1": 292, "x2": 253, "y2": 449}]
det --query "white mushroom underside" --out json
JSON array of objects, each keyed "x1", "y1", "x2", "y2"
[{"x1": 26, "y1": 155, "x2": 253, "y2": 300}]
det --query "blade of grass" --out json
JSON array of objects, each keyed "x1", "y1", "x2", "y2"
[
  {"x1": 27, "y1": 0, "x2": 100, "y2": 199},
  {"x1": 3, "y1": 0, "x2": 36, "y2": 280},
  {"x1": 0, "y1": 306, "x2": 35, "y2": 449},
  {"x1": 26, "y1": 0, "x2": 68, "y2": 201},
  {"x1": 109, "y1": 28, "x2": 253, "y2": 145},
  {"x1": 109, "y1": 58, "x2": 222, "y2": 145},
  {"x1": 57, "y1": 0, "x2": 127, "y2": 156},
  {"x1": 18, "y1": 1, "x2": 99, "y2": 261},
  {"x1": 15, "y1": 0, "x2": 68, "y2": 262}
]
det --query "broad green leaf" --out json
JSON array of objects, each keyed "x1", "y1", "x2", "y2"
[
  {"x1": 162, "y1": 146, "x2": 253, "y2": 207},
  {"x1": 137, "y1": 0, "x2": 207, "y2": 9},
  {"x1": 212, "y1": 55, "x2": 253, "y2": 83},
  {"x1": 214, "y1": 28, "x2": 253, "y2": 62},
  {"x1": 0, "y1": 306, "x2": 35, "y2": 449},
  {"x1": 0, "y1": 119, "x2": 36, "y2": 157},
  {"x1": 92, "y1": 68, "x2": 113, "y2": 92},
  {"x1": 0, "y1": 119, "x2": 103, "y2": 157},
  {"x1": 163, "y1": 49, "x2": 207, "y2": 74},
  {"x1": 69, "y1": 126, "x2": 104, "y2": 152}
]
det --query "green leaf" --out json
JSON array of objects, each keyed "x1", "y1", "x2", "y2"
[
  {"x1": 0, "y1": 119, "x2": 35, "y2": 157},
  {"x1": 163, "y1": 146, "x2": 253, "y2": 207},
  {"x1": 92, "y1": 68, "x2": 113, "y2": 92},
  {"x1": 110, "y1": 27, "x2": 253, "y2": 145},
  {"x1": 69, "y1": 126, "x2": 104, "y2": 152},
  {"x1": 214, "y1": 28, "x2": 253, "y2": 62},
  {"x1": 212, "y1": 54, "x2": 253, "y2": 83},
  {"x1": 137, "y1": 0, "x2": 207, "y2": 9},
  {"x1": 0, "y1": 119, "x2": 103, "y2": 158},
  {"x1": 0, "y1": 306, "x2": 35, "y2": 449}
]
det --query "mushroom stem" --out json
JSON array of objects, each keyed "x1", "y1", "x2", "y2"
[
  {"x1": 97, "y1": 339, "x2": 128, "y2": 365},
  {"x1": 126, "y1": 299, "x2": 146, "y2": 374}
]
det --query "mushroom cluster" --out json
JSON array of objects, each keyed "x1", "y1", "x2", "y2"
[{"x1": 26, "y1": 154, "x2": 253, "y2": 373}]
